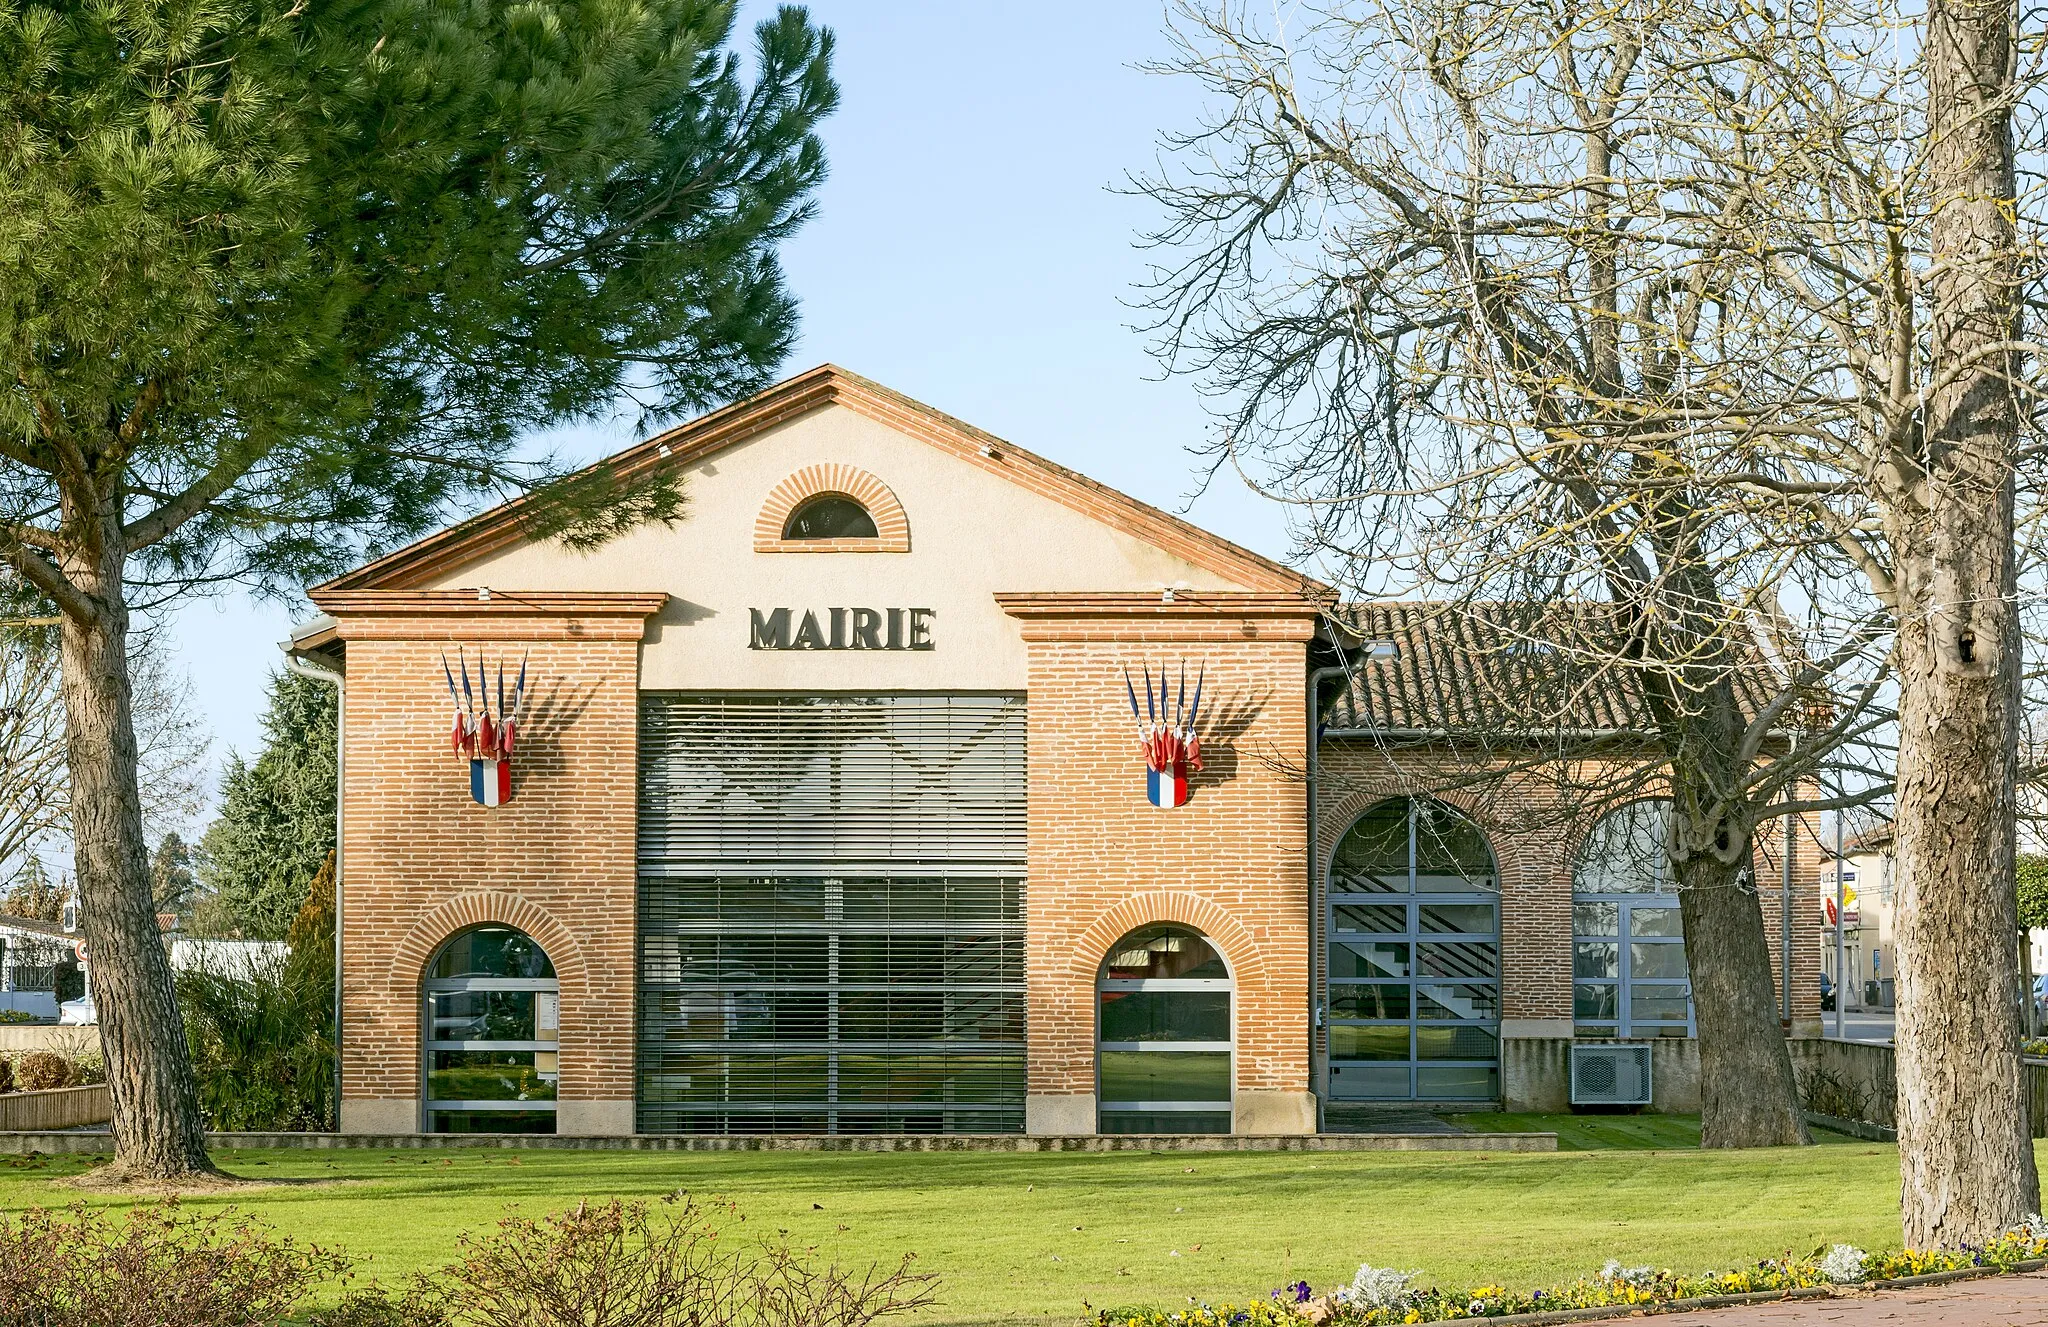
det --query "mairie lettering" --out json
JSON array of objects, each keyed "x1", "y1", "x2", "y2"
[{"x1": 749, "y1": 607, "x2": 935, "y2": 651}]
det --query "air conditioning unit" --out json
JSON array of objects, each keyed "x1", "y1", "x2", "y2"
[{"x1": 1571, "y1": 1042, "x2": 1653, "y2": 1106}]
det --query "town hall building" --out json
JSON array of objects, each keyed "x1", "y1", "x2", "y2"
[{"x1": 286, "y1": 366, "x2": 1822, "y2": 1137}]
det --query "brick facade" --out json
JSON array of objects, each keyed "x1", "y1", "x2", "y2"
[
  {"x1": 299, "y1": 369, "x2": 1828, "y2": 1138},
  {"x1": 996, "y1": 594, "x2": 1318, "y2": 1133},
  {"x1": 315, "y1": 592, "x2": 663, "y2": 1135}
]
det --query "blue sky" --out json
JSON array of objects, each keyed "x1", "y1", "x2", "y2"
[{"x1": 160, "y1": 1, "x2": 1295, "y2": 775}]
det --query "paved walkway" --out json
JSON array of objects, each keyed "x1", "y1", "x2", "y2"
[{"x1": 1647, "y1": 1272, "x2": 2048, "y2": 1327}]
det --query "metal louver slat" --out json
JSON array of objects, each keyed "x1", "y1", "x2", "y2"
[
  {"x1": 636, "y1": 694, "x2": 1028, "y2": 1136},
  {"x1": 638, "y1": 694, "x2": 1026, "y2": 872}
]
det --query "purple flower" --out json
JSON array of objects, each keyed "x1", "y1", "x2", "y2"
[{"x1": 1295, "y1": 1283, "x2": 1313, "y2": 1304}]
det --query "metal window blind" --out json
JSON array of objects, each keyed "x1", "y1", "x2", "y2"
[
  {"x1": 638, "y1": 694, "x2": 1026, "y2": 873},
  {"x1": 636, "y1": 695, "x2": 1027, "y2": 1135}
]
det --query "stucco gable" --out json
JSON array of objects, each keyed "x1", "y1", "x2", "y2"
[{"x1": 316, "y1": 365, "x2": 1318, "y2": 596}]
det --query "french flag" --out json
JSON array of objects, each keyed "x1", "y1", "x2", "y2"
[
  {"x1": 1147, "y1": 764, "x2": 1189, "y2": 810},
  {"x1": 470, "y1": 758, "x2": 511, "y2": 807}
]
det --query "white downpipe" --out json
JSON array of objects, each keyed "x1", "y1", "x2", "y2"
[{"x1": 282, "y1": 649, "x2": 344, "y2": 1130}]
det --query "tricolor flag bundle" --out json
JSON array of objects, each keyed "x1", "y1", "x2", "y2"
[
  {"x1": 441, "y1": 648, "x2": 527, "y2": 807},
  {"x1": 1123, "y1": 662, "x2": 1204, "y2": 809}
]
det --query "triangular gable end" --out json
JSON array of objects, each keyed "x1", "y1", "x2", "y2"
[{"x1": 315, "y1": 366, "x2": 1321, "y2": 595}]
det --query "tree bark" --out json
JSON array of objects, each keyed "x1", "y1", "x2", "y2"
[
  {"x1": 1633, "y1": 567, "x2": 1812, "y2": 1149},
  {"x1": 56, "y1": 534, "x2": 214, "y2": 1179},
  {"x1": 1675, "y1": 838, "x2": 1812, "y2": 1148},
  {"x1": 1887, "y1": 0, "x2": 2042, "y2": 1247}
]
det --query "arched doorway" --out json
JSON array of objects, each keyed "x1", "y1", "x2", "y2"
[
  {"x1": 422, "y1": 924, "x2": 560, "y2": 1133},
  {"x1": 1326, "y1": 797, "x2": 1501, "y2": 1102},
  {"x1": 1570, "y1": 800, "x2": 1694, "y2": 1037},
  {"x1": 1096, "y1": 923, "x2": 1232, "y2": 1133}
]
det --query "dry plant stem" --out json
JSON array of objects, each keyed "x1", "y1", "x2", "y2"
[{"x1": 1890, "y1": 0, "x2": 2042, "y2": 1246}]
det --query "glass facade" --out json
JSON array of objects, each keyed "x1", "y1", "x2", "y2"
[
  {"x1": 636, "y1": 695, "x2": 1028, "y2": 1134},
  {"x1": 1097, "y1": 924, "x2": 1232, "y2": 1133},
  {"x1": 1326, "y1": 798, "x2": 1501, "y2": 1101},
  {"x1": 422, "y1": 925, "x2": 559, "y2": 1134},
  {"x1": 637, "y1": 875, "x2": 1025, "y2": 1132},
  {"x1": 1571, "y1": 800, "x2": 1695, "y2": 1037}
]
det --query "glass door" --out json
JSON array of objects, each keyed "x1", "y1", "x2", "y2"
[{"x1": 1326, "y1": 798, "x2": 1501, "y2": 1102}]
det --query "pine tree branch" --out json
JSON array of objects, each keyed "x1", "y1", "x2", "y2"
[
  {"x1": 123, "y1": 448, "x2": 260, "y2": 551},
  {"x1": 0, "y1": 533, "x2": 96, "y2": 625}
]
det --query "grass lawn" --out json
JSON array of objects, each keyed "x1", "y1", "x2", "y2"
[{"x1": 3, "y1": 1127, "x2": 2034, "y2": 1326}]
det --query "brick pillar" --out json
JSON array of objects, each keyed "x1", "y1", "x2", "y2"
[
  {"x1": 313, "y1": 590, "x2": 663, "y2": 1135},
  {"x1": 996, "y1": 593, "x2": 1318, "y2": 1135}
]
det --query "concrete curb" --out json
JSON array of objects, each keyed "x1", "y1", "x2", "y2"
[
  {"x1": 0, "y1": 1129, "x2": 1561, "y2": 1154},
  {"x1": 1802, "y1": 1112, "x2": 1895, "y2": 1142}
]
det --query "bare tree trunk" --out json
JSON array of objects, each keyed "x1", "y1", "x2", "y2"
[
  {"x1": 1675, "y1": 842, "x2": 1811, "y2": 1147},
  {"x1": 1639, "y1": 578, "x2": 1812, "y2": 1149},
  {"x1": 1888, "y1": 0, "x2": 2042, "y2": 1246},
  {"x1": 57, "y1": 535, "x2": 213, "y2": 1179}
]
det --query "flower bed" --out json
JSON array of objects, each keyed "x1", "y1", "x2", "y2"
[{"x1": 1094, "y1": 1222, "x2": 2048, "y2": 1327}]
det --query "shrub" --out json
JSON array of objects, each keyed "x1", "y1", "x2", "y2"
[
  {"x1": 0, "y1": 1201, "x2": 349, "y2": 1327},
  {"x1": 377, "y1": 1193, "x2": 937, "y2": 1327},
  {"x1": 307, "y1": 1287, "x2": 447, "y2": 1327},
  {"x1": 15, "y1": 1051, "x2": 69, "y2": 1092},
  {"x1": 0, "y1": 1010, "x2": 38, "y2": 1025},
  {"x1": 177, "y1": 853, "x2": 336, "y2": 1131},
  {"x1": 40, "y1": 1031, "x2": 107, "y2": 1086},
  {"x1": 0, "y1": 1057, "x2": 13, "y2": 1094}
]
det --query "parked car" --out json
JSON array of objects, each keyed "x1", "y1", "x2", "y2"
[{"x1": 1820, "y1": 972, "x2": 1836, "y2": 1012}]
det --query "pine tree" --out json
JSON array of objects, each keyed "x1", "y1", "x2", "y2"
[
  {"x1": 0, "y1": 858, "x2": 68, "y2": 923},
  {"x1": 149, "y1": 833, "x2": 196, "y2": 917},
  {"x1": 0, "y1": 0, "x2": 837, "y2": 1178},
  {"x1": 199, "y1": 671, "x2": 338, "y2": 939}
]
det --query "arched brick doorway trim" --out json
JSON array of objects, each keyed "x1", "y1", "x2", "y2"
[
  {"x1": 390, "y1": 892, "x2": 586, "y2": 994},
  {"x1": 1064, "y1": 891, "x2": 1263, "y2": 989}
]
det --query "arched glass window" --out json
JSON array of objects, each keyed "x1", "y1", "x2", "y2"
[
  {"x1": 1097, "y1": 924, "x2": 1232, "y2": 1134},
  {"x1": 1326, "y1": 797, "x2": 1501, "y2": 1102},
  {"x1": 783, "y1": 494, "x2": 878, "y2": 540},
  {"x1": 1571, "y1": 800, "x2": 1694, "y2": 1038},
  {"x1": 423, "y1": 925, "x2": 559, "y2": 1134}
]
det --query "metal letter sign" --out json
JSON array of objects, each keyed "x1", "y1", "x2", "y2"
[
  {"x1": 749, "y1": 607, "x2": 935, "y2": 650},
  {"x1": 440, "y1": 648, "x2": 526, "y2": 807},
  {"x1": 1122, "y1": 662, "x2": 1205, "y2": 809}
]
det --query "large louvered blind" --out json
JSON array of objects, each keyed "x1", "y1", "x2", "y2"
[
  {"x1": 638, "y1": 695, "x2": 1026, "y2": 872},
  {"x1": 636, "y1": 694, "x2": 1027, "y2": 1135}
]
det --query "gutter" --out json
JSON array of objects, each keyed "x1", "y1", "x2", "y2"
[
  {"x1": 281, "y1": 635, "x2": 344, "y2": 1131},
  {"x1": 1319, "y1": 726, "x2": 1643, "y2": 741}
]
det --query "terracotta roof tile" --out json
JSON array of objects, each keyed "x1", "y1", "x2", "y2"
[{"x1": 1323, "y1": 601, "x2": 1801, "y2": 735}]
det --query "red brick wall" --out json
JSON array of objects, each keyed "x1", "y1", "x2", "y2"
[
  {"x1": 322, "y1": 596, "x2": 659, "y2": 1117},
  {"x1": 1002, "y1": 600, "x2": 1316, "y2": 1105}
]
